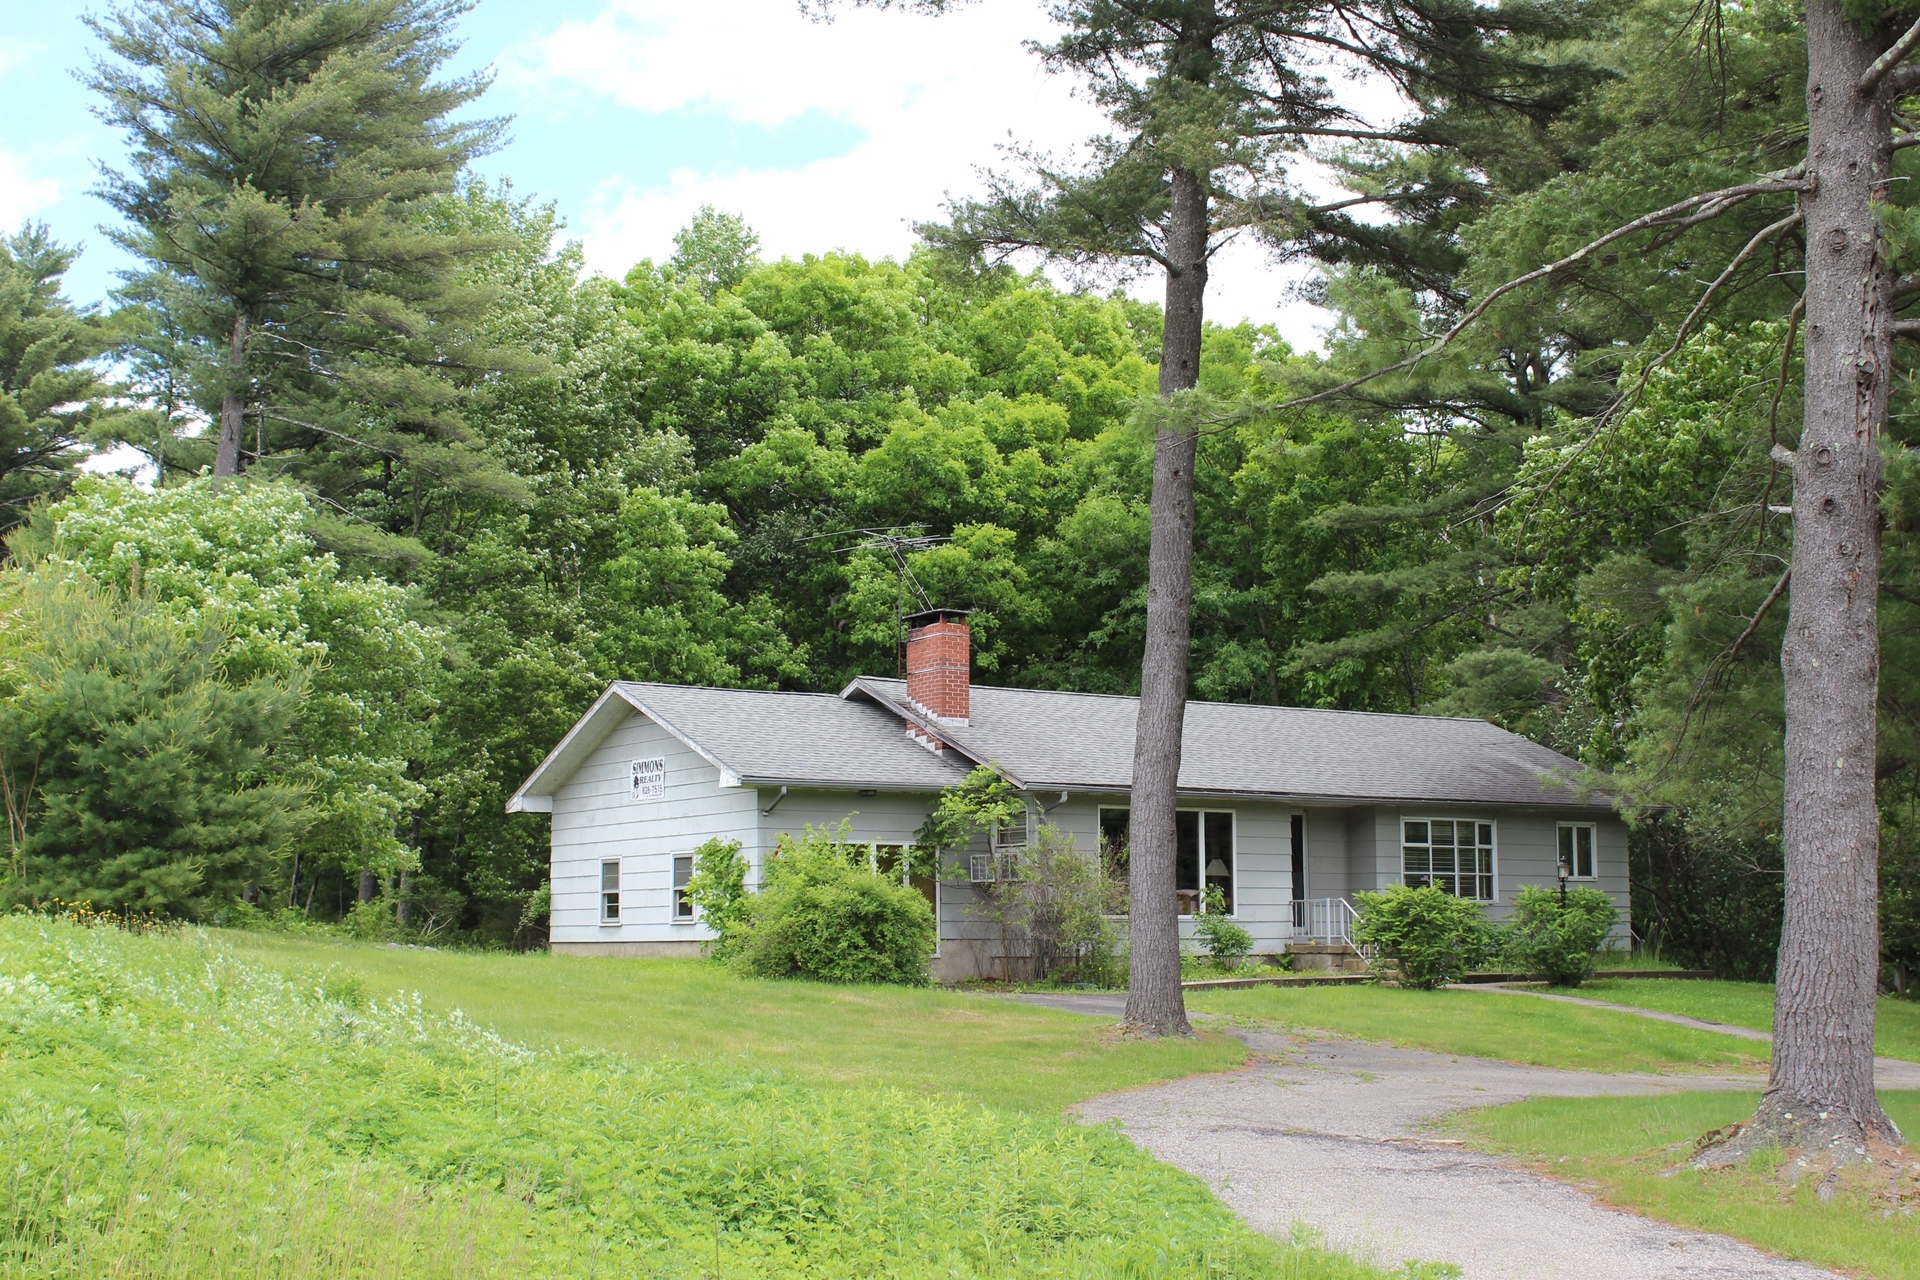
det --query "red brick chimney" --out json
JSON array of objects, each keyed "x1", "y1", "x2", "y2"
[{"x1": 904, "y1": 608, "x2": 970, "y2": 723}]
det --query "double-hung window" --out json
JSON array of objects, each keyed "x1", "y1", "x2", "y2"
[
  {"x1": 1557, "y1": 823, "x2": 1597, "y2": 880},
  {"x1": 672, "y1": 854, "x2": 694, "y2": 920},
  {"x1": 600, "y1": 860, "x2": 621, "y2": 922},
  {"x1": 1402, "y1": 820, "x2": 1495, "y2": 901}
]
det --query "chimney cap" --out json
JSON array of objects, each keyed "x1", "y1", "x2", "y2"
[{"x1": 903, "y1": 607, "x2": 970, "y2": 628}]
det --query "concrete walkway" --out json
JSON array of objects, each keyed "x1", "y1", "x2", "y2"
[
  {"x1": 1005, "y1": 992, "x2": 1850, "y2": 1279},
  {"x1": 1465, "y1": 984, "x2": 1920, "y2": 1090}
]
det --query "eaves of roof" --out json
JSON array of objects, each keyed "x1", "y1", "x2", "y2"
[{"x1": 506, "y1": 684, "x2": 747, "y2": 813}]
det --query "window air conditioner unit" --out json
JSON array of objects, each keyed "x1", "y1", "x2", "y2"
[{"x1": 969, "y1": 852, "x2": 1021, "y2": 883}]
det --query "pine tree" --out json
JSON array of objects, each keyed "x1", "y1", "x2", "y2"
[
  {"x1": 0, "y1": 226, "x2": 116, "y2": 521},
  {"x1": 0, "y1": 578, "x2": 308, "y2": 917},
  {"x1": 86, "y1": 0, "x2": 517, "y2": 492},
  {"x1": 853, "y1": 0, "x2": 1601, "y2": 1035}
]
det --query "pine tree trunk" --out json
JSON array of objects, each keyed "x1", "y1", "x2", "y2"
[
  {"x1": 1123, "y1": 163, "x2": 1209, "y2": 1038},
  {"x1": 214, "y1": 311, "x2": 248, "y2": 477},
  {"x1": 1703, "y1": 0, "x2": 1899, "y2": 1164},
  {"x1": 396, "y1": 871, "x2": 414, "y2": 927},
  {"x1": 358, "y1": 869, "x2": 378, "y2": 904}
]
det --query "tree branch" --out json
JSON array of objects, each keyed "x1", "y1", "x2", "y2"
[
  {"x1": 1885, "y1": 63, "x2": 1920, "y2": 98},
  {"x1": 1253, "y1": 178, "x2": 1813, "y2": 416},
  {"x1": 1757, "y1": 295, "x2": 1806, "y2": 548},
  {"x1": 1864, "y1": 17, "x2": 1920, "y2": 96},
  {"x1": 1614, "y1": 211, "x2": 1803, "y2": 421},
  {"x1": 1656, "y1": 564, "x2": 1793, "y2": 781},
  {"x1": 1248, "y1": 125, "x2": 1430, "y2": 144},
  {"x1": 1723, "y1": 567, "x2": 1793, "y2": 669}
]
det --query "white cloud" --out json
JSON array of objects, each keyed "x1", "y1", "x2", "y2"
[
  {"x1": 0, "y1": 150, "x2": 60, "y2": 227},
  {"x1": 508, "y1": 0, "x2": 1065, "y2": 128},
  {"x1": 516, "y1": 0, "x2": 1339, "y2": 344}
]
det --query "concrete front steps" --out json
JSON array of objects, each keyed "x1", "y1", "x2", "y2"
[{"x1": 1283, "y1": 941, "x2": 1370, "y2": 974}]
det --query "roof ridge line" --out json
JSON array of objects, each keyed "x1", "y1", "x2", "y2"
[{"x1": 860, "y1": 677, "x2": 1512, "y2": 726}]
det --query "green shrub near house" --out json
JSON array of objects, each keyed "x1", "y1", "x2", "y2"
[
  {"x1": 969, "y1": 825, "x2": 1124, "y2": 986},
  {"x1": 685, "y1": 835, "x2": 752, "y2": 959},
  {"x1": 1502, "y1": 885, "x2": 1618, "y2": 987},
  {"x1": 1194, "y1": 886, "x2": 1255, "y2": 971},
  {"x1": 720, "y1": 826, "x2": 937, "y2": 985},
  {"x1": 1352, "y1": 885, "x2": 1495, "y2": 988}
]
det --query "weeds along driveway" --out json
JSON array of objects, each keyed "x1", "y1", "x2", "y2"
[{"x1": 1014, "y1": 994, "x2": 1834, "y2": 1280}]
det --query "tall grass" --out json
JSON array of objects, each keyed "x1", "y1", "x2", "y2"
[
  {"x1": 219, "y1": 931, "x2": 1245, "y2": 1115},
  {"x1": 0, "y1": 917, "x2": 1416, "y2": 1279}
]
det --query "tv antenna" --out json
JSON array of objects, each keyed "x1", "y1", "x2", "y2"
[{"x1": 799, "y1": 526, "x2": 951, "y2": 675}]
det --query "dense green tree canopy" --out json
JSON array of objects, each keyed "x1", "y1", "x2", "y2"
[{"x1": 7, "y1": 0, "x2": 1918, "y2": 1007}]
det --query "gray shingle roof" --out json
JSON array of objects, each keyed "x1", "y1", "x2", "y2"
[
  {"x1": 849, "y1": 678, "x2": 1606, "y2": 809},
  {"x1": 614, "y1": 682, "x2": 968, "y2": 791},
  {"x1": 514, "y1": 676, "x2": 1608, "y2": 811}
]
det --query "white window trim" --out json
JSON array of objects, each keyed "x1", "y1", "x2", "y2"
[
  {"x1": 600, "y1": 858, "x2": 621, "y2": 925},
  {"x1": 1400, "y1": 816, "x2": 1499, "y2": 902},
  {"x1": 1557, "y1": 822, "x2": 1599, "y2": 881}
]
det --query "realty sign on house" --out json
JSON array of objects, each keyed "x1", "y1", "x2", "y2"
[
  {"x1": 629, "y1": 758, "x2": 666, "y2": 802},
  {"x1": 512, "y1": 612, "x2": 1624, "y2": 982}
]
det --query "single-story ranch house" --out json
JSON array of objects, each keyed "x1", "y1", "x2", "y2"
[{"x1": 510, "y1": 611, "x2": 1625, "y2": 981}]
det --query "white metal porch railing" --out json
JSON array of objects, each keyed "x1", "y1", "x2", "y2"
[{"x1": 1300, "y1": 896, "x2": 1361, "y2": 947}]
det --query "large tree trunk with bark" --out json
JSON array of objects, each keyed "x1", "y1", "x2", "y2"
[
  {"x1": 1123, "y1": 163, "x2": 1209, "y2": 1038},
  {"x1": 1702, "y1": 0, "x2": 1900, "y2": 1166},
  {"x1": 214, "y1": 311, "x2": 249, "y2": 477}
]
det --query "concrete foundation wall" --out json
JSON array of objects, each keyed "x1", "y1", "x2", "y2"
[{"x1": 552, "y1": 940, "x2": 704, "y2": 958}]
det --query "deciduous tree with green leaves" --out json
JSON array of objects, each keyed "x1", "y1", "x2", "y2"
[{"x1": 17, "y1": 475, "x2": 443, "y2": 908}]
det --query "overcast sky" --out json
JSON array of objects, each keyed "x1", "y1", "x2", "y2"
[{"x1": 2, "y1": 0, "x2": 1348, "y2": 350}]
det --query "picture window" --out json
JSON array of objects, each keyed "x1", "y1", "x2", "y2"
[{"x1": 1096, "y1": 807, "x2": 1234, "y2": 915}]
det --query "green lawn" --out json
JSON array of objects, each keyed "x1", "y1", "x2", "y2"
[
  {"x1": 1441, "y1": 1090, "x2": 1920, "y2": 1279},
  {"x1": 220, "y1": 931, "x2": 1242, "y2": 1115},
  {"x1": 1575, "y1": 978, "x2": 1920, "y2": 1062},
  {"x1": 1184, "y1": 983, "x2": 1768, "y2": 1073},
  {"x1": 0, "y1": 918, "x2": 1409, "y2": 1280}
]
